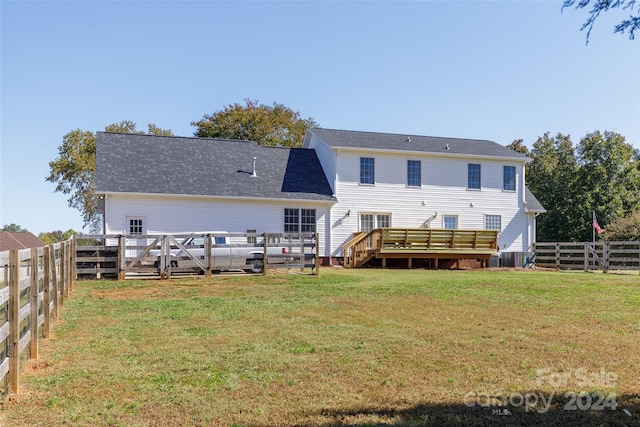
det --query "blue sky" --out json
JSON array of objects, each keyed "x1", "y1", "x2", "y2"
[{"x1": 1, "y1": 1, "x2": 638, "y2": 235}]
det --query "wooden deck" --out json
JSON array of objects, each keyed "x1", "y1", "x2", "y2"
[{"x1": 343, "y1": 228, "x2": 499, "y2": 269}]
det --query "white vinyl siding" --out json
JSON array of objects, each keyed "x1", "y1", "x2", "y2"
[
  {"x1": 104, "y1": 195, "x2": 329, "y2": 255},
  {"x1": 326, "y1": 150, "x2": 528, "y2": 256}
]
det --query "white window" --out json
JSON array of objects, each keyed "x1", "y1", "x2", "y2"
[
  {"x1": 284, "y1": 208, "x2": 316, "y2": 233},
  {"x1": 485, "y1": 214, "x2": 502, "y2": 231},
  {"x1": 468, "y1": 163, "x2": 481, "y2": 189},
  {"x1": 503, "y1": 166, "x2": 516, "y2": 191},
  {"x1": 360, "y1": 213, "x2": 391, "y2": 232},
  {"x1": 443, "y1": 215, "x2": 457, "y2": 230},
  {"x1": 407, "y1": 160, "x2": 421, "y2": 187},
  {"x1": 360, "y1": 157, "x2": 375, "y2": 184},
  {"x1": 126, "y1": 217, "x2": 145, "y2": 235}
]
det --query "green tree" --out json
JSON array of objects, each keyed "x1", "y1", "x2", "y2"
[
  {"x1": 192, "y1": 99, "x2": 319, "y2": 147},
  {"x1": 38, "y1": 229, "x2": 77, "y2": 245},
  {"x1": 506, "y1": 139, "x2": 530, "y2": 156},
  {"x1": 47, "y1": 121, "x2": 173, "y2": 233},
  {"x1": 2, "y1": 224, "x2": 28, "y2": 232},
  {"x1": 603, "y1": 210, "x2": 640, "y2": 240},
  {"x1": 527, "y1": 132, "x2": 583, "y2": 242},
  {"x1": 563, "y1": 0, "x2": 640, "y2": 42},
  {"x1": 576, "y1": 130, "x2": 640, "y2": 238}
]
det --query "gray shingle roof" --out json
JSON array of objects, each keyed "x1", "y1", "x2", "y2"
[
  {"x1": 525, "y1": 187, "x2": 546, "y2": 213},
  {"x1": 96, "y1": 132, "x2": 335, "y2": 202},
  {"x1": 306, "y1": 128, "x2": 530, "y2": 160}
]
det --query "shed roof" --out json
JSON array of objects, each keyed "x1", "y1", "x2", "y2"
[
  {"x1": 305, "y1": 128, "x2": 530, "y2": 161},
  {"x1": 95, "y1": 132, "x2": 335, "y2": 202},
  {"x1": 524, "y1": 187, "x2": 546, "y2": 213}
]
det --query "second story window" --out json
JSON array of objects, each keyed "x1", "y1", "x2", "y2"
[
  {"x1": 503, "y1": 166, "x2": 516, "y2": 191},
  {"x1": 468, "y1": 163, "x2": 481, "y2": 189},
  {"x1": 407, "y1": 160, "x2": 421, "y2": 187},
  {"x1": 360, "y1": 157, "x2": 375, "y2": 185}
]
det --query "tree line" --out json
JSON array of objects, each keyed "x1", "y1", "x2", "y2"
[{"x1": 508, "y1": 131, "x2": 640, "y2": 242}]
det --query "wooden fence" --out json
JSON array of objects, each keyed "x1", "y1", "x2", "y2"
[
  {"x1": 0, "y1": 239, "x2": 75, "y2": 396},
  {"x1": 533, "y1": 241, "x2": 640, "y2": 273},
  {"x1": 76, "y1": 232, "x2": 320, "y2": 279}
]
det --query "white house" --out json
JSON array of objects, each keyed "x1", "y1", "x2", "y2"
[
  {"x1": 95, "y1": 128, "x2": 545, "y2": 266},
  {"x1": 303, "y1": 128, "x2": 545, "y2": 264}
]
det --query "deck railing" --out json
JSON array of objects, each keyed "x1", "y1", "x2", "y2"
[{"x1": 343, "y1": 228, "x2": 499, "y2": 268}]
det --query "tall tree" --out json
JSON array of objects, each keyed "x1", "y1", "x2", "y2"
[
  {"x1": 2, "y1": 224, "x2": 28, "y2": 232},
  {"x1": 563, "y1": 0, "x2": 640, "y2": 42},
  {"x1": 192, "y1": 99, "x2": 319, "y2": 147},
  {"x1": 576, "y1": 130, "x2": 640, "y2": 238},
  {"x1": 506, "y1": 139, "x2": 530, "y2": 156},
  {"x1": 47, "y1": 121, "x2": 173, "y2": 233},
  {"x1": 527, "y1": 132, "x2": 583, "y2": 242}
]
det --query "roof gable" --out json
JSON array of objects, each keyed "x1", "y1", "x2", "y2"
[
  {"x1": 0, "y1": 231, "x2": 46, "y2": 251},
  {"x1": 95, "y1": 132, "x2": 335, "y2": 202},
  {"x1": 305, "y1": 128, "x2": 530, "y2": 161}
]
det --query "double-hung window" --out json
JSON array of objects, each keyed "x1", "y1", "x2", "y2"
[
  {"x1": 407, "y1": 160, "x2": 421, "y2": 187},
  {"x1": 503, "y1": 166, "x2": 516, "y2": 191},
  {"x1": 468, "y1": 164, "x2": 481, "y2": 189},
  {"x1": 284, "y1": 208, "x2": 316, "y2": 233},
  {"x1": 443, "y1": 215, "x2": 457, "y2": 230},
  {"x1": 360, "y1": 157, "x2": 375, "y2": 185}
]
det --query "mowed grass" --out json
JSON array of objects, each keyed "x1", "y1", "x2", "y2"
[{"x1": 2, "y1": 268, "x2": 639, "y2": 426}]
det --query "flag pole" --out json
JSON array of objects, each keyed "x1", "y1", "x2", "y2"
[{"x1": 592, "y1": 211, "x2": 595, "y2": 243}]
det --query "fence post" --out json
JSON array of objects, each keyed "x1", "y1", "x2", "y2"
[
  {"x1": 30, "y1": 248, "x2": 39, "y2": 360},
  {"x1": 43, "y1": 246, "x2": 51, "y2": 338},
  {"x1": 51, "y1": 246, "x2": 59, "y2": 321},
  {"x1": 314, "y1": 232, "x2": 320, "y2": 275},
  {"x1": 58, "y1": 242, "x2": 67, "y2": 307},
  {"x1": 8, "y1": 250, "x2": 20, "y2": 394},
  {"x1": 603, "y1": 242, "x2": 610, "y2": 274},
  {"x1": 118, "y1": 235, "x2": 126, "y2": 280},
  {"x1": 555, "y1": 243, "x2": 560, "y2": 271},
  {"x1": 584, "y1": 242, "x2": 589, "y2": 272},
  {"x1": 263, "y1": 233, "x2": 268, "y2": 276},
  {"x1": 204, "y1": 234, "x2": 212, "y2": 278},
  {"x1": 62, "y1": 242, "x2": 69, "y2": 301}
]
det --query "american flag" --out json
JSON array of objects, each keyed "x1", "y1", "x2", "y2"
[{"x1": 593, "y1": 212, "x2": 605, "y2": 234}]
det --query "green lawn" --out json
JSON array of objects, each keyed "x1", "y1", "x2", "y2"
[{"x1": 2, "y1": 268, "x2": 639, "y2": 426}]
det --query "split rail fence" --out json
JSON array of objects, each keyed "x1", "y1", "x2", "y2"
[
  {"x1": 76, "y1": 232, "x2": 320, "y2": 279},
  {"x1": 0, "y1": 239, "x2": 75, "y2": 397},
  {"x1": 533, "y1": 241, "x2": 640, "y2": 273}
]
